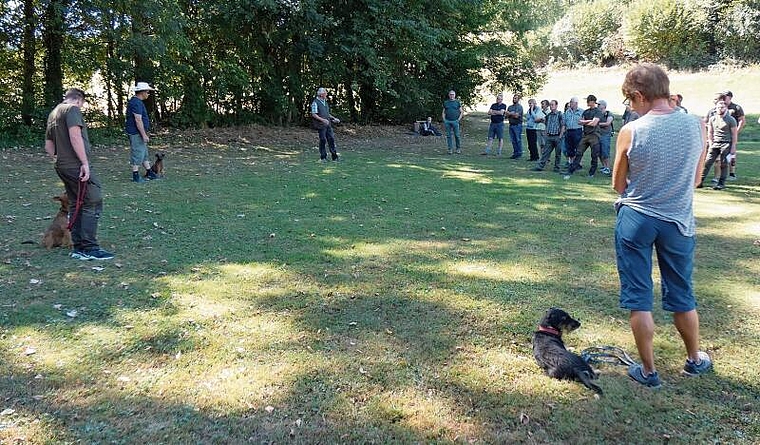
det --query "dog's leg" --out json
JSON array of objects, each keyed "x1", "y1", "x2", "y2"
[{"x1": 575, "y1": 369, "x2": 603, "y2": 395}]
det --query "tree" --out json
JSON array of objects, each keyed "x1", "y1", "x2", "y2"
[
  {"x1": 43, "y1": 0, "x2": 67, "y2": 108},
  {"x1": 21, "y1": 0, "x2": 36, "y2": 126}
]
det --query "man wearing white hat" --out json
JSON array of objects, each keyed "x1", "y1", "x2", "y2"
[{"x1": 126, "y1": 81, "x2": 159, "y2": 182}]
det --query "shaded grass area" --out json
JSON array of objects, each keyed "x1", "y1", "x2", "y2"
[{"x1": 1, "y1": 114, "x2": 759, "y2": 444}]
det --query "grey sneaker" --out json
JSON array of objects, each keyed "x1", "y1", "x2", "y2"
[
  {"x1": 71, "y1": 250, "x2": 93, "y2": 261},
  {"x1": 728, "y1": 173, "x2": 737, "y2": 181},
  {"x1": 84, "y1": 248, "x2": 114, "y2": 260},
  {"x1": 683, "y1": 351, "x2": 713, "y2": 376},
  {"x1": 628, "y1": 364, "x2": 662, "y2": 388},
  {"x1": 710, "y1": 177, "x2": 719, "y2": 184}
]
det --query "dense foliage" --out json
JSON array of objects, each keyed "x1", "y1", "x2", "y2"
[
  {"x1": 529, "y1": 0, "x2": 760, "y2": 69},
  {"x1": 0, "y1": 0, "x2": 545, "y2": 141}
]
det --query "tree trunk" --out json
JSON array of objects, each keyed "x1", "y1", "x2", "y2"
[
  {"x1": 21, "y1": 0, "x2": 36, "y2": 126},
  {"x1": 43, "y1": 0, "x2": 66, "y2": 109}
]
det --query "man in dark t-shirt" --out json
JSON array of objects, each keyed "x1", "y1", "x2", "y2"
[
  {"x1": 44, "y1": 88, "x2": 113, "y2": 260},
  {"x1": 565, "y1": 94, "x2": 604, "y2": 177},
  {"x1": 482, "y1": 93, "x2": 507, "y2": 155}
]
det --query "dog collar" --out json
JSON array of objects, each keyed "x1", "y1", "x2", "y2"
[{"x1": 538, "y1": 325, "x2": 560, "y2": 336}]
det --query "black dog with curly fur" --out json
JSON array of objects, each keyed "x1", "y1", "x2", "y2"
[{"x1": 533, "y1": 308, "x2": 603, "y2": 395}]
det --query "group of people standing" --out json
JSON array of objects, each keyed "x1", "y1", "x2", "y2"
[{"x1": 477, "y1": 93, "x2": 616, "y2": 178}]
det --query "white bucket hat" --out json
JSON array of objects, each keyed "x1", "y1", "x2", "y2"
[{"x1": 133, "y1": 82, "x2": 155, "y2": 92}]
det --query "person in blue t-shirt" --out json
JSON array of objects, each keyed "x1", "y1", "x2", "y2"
[
  {"x1": 482, "y1": 93, "x2": 507, "y2": 156},
  {"x1": 125, "y1": 82, "x2": 159, "y2": 183}
]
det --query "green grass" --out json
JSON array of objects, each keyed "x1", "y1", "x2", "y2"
[
  {"x1": 530, "y1": 65, "x2": 760, "y2": 118},
  {"x1": 1, "y1": 104, "x2": 759, "y2": 442}
]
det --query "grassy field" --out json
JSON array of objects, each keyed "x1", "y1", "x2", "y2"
[
  {"x1": 1, "y1": 82, "x2": 759, "y2": 442},
  {"x1": 480, "y1": 66, "x2": 760, "y2": 119}
]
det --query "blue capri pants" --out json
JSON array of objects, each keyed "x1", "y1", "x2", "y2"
[{"x1": 615, "y1": 205, "x2": 697, "y2": 313}]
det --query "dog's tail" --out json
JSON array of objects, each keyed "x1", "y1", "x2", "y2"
[
  {"x1": 21, "y1": 240, "x2": 36, "y2": 245},
  {"x1": 575, "y1": 368, "x2": 603, "y2": 395}
]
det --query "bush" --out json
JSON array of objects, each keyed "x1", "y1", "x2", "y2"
[
  {"x1": 545, "y1": 0, "x2": 626, "y2": 67},
  {"x1": 722, "y1": 0, "x2": 760, "y2": 62},
  {"x1": 623, "y1": 0, "x2": 712, "y2": 69}
]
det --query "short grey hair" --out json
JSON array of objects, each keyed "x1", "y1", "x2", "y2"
[
  {"x1": 570, "y1": 96, "x2": 579, "y2": 103},
  {"x1": 317, "y1": 87, "x2": 327, "y2": 94}
]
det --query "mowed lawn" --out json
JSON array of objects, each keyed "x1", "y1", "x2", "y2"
[{"x1": 2, "y1": 79, "x2": 759, "y2": 442}]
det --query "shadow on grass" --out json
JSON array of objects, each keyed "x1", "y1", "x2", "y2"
[{"x1": 1, "y1": 129, "x2": 759, "y2": 442}]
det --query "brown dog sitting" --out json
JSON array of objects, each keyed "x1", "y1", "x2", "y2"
[
  {"x1": 42, "y1": 193, "x2": 72, "y2": 249},
  {"x1": 145, "y1": 151, "x2": 165, "y2": 178}
]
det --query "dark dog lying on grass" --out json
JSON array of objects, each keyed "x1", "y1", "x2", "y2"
[
  {"x1": 41, "y1": 193, "x2": 71, "y2": 249},
  {"x1": 146, "y1": 151, "x2": 165, "y2": 178},
  {"x1": 533, "y1": 308, "x2": 603, "y2": 395}
]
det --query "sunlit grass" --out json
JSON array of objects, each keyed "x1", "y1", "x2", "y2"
[{"x1": 1, "y1": 104, "x2": 759, "y2": 443}]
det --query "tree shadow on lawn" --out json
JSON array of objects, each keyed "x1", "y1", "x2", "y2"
[
  {"x1": 2, "y1": 291, "x2": 758, "y2": 444},
  {"x1": 2, "y1": 138, "x2": 759, "y2": 441}
]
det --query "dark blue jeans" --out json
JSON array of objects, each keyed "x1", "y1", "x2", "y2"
[
  {"x1": 509, "y1": 124, "x2": 523, "y2": 157},
  {"x1": 565, "y1": 128, "x2": 582, "y2": 159},
  {"x1": 55, "y1": 165, "x2": 103, "y2": 251},
  {"x1": 317, "y1": 125, "x2": 337, "y2": 160}
]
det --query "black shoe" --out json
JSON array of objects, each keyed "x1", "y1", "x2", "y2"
[
  {"x1": 696, "y1": 183, "x2": 703, "y2": 189},
  {"x1": 146, "y1": 170, "x2": 160, "y2": 180},
  {"x1": 84, "y1": 248, "x2": 114, "y2": 260},
  {"x1": 509, "y1": 155, "x2": 522, "y2": 159},
  {"x1": 532, "y1": 166, "x2": 543, "y2": 171},
  {"x1": 553, "y1": 166, "x2": 561, "y2": 172}
]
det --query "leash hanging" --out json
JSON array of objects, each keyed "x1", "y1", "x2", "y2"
[
  {"x1": 66, "y1": 179, "x2": 87, "y2": 230},
  {"x1": 581, "y1": 346, "x2": 637, "y2": 367}
]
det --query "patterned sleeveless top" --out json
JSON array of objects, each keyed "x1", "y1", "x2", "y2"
[{"x1": 615, "y1": 111, "x2": 704, "y2": 236}]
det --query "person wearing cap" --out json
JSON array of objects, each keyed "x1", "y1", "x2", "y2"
[
  {"x1": 698, "y1": 99, "x2": 737, "y2": 190},
  {"x1": 722, "y1": 91, "x2": 744, "y2": 180},
  {"x1": 126, "y1": 82, "x2": 159, "y2": 182},
  {"x1": 597, "y1": 99, "x2": 613, "y2": 176},
  {"x1": 565, "y1": 94, "x2": 604, "y2": 177},
  {"x1": 311, "y1": 87, "x2": 341, "y2": 162},
  {"x1": 44, "y1": 88, "x2": 114, "y2": 260}
]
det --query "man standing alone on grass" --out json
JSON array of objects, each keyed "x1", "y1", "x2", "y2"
[
  {"x1": 482, "y1": 93, "x2": 506, "y2": 156},
  {"x1": 698, "y1": 100, "x2": 737, "y2": 191},
  {"x1": 45, "y1": 88, "x2": 114, "y2": 261},
  {"x1": 442, "y1": 90, "x2": 463, "y2": 154},
  {"x1": 311, "y1": 87, "x2": 341, "y2": 162},
  {"x1": 126, "y1": 82, "x2": 159, "y2": 183}
]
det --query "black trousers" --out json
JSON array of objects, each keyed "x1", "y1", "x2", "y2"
[{"x1": 55, "y1": 165, "x2": 103, "y2": 251}]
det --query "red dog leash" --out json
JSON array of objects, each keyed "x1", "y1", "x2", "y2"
[{"x1": 66, "y1": 179, "x2": 87, "y2": 230}]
